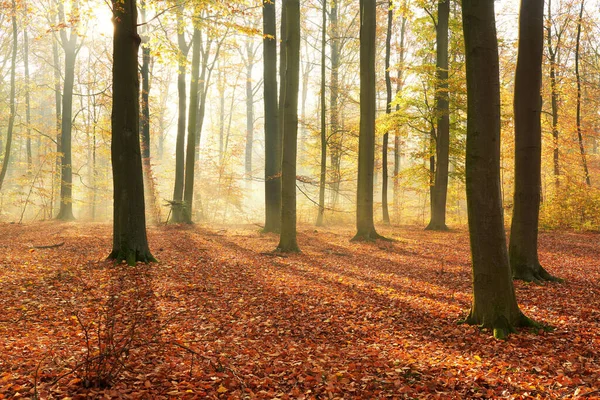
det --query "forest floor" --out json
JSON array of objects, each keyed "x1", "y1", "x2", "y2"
[{"x1": 0, "y1": 222, "x2": 599, "y2": 399}]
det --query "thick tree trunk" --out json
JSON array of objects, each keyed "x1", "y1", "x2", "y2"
[
  {"x1": 182, "y1": 27, "x2": 201, "y2": 224},
  {"x1": 353, "y1": 0, "x2": 381, "y2": 241},
  {"x1": 56, "y1": 46, "x2": 77, "y2": 221},
  {"x1": 426, "y1": 0, "x2": 450, "y2": 231},
  {"x1": 316, "y1": 0, "x2": 327, "y2": 227},
  {"x1": 170, "y1": 7, "x2": 189, "y2": 223},
  {"x1": 461, "y1": 0, "x2": 534, "y2": 339},
  {"x1": 575, "y1": 0, "x2": 590, "y2": 186},
  {"x1": 108, "y1": 0, "x2": 155, "y2": 265},
  {"x1": 382, "y1": 0, "x2": 393, "y2": 225},
  {"x1": 509, "y1": 0, "x2": 560, "y2": 283},
  {"x1": 276, "y1": 0, "x2": 300, "y2": 253},
  {"x1": 0, "y1": 0, "x2": 17, "y2": 192},
  {"x1": 263, "y1": 0, "x2": 282, "y2": 233}
]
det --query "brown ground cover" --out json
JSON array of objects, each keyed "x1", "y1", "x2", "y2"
[{"x1": 0, "y1": 222, "x2": 598, "y2": 398}]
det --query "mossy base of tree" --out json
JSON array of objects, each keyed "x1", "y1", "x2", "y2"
[
  {"x1": 461, "y1": 310, "x2": 542, "y2": 340},
  {"x1": 107, "y1": 249, "x2": 157, "y2": 266},
  {"x1": 56, "y1": 209, "x2": 76, "y2": 221},
  {"x1": 512, "y1": 263, "x2": 563, "y2": 284},
  {"x1": 424, "y1": 221, "x2": 449, "y2": 231},
  {"x1": 274, "y1": 242, "x2": 300, "y2": 253},
  {"x1": 351, "y1": 229, "x2": 390, "y2": 242}
]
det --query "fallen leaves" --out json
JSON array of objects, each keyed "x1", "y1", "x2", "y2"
[{"x1": 0, "y1": 222, "x2": 599, "y2": 398}]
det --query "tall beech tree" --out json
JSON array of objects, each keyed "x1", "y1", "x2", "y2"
[
  {"x1": 426, "y1": 0, "x2": 450, "y2": 231},
  {"x1": 574, "y1": 0, "x2": 590, "y2": 186},
  {"x1": 316, "y1": 0, "x2": 327, "y2": 227},
  {"x1": 276, "y1": 0, "x2": 300, "y2": 253},
  {"x1": 509, "y1": 0, "x2": 560, "y2": 283},
  {"x1": 381, "y1": 0, "x2": 393, "y2": 225},
  {"x1": 108, "y1": 0, "x2": 155, "y2": 264},
  {"x1": 263, "y1": 0, "x2": 281, "y2": 233},
  {"x1": 169, "y1": 3, "x2": 190, "y2": 223},
  {"x1": 56, "y1": 0, "x2": 80, "y2": 221},
  {"x1": 353, "y1": 0, "x2": 381, "y2": 241},
  {"x1": 0, "y1": 0, "x2": 17, "y2": 192},
  {"x1": 461, "y1": 0, "x2": 535, "y2": 339}
]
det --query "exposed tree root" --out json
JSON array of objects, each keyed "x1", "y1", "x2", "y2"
[
  {"x1": 460, "y1": 311, "x2": 544, "y2": 340},
  {"x1": 513, "y1": 263, "x2": 563, "y2": 284},
  {"x1": 107, "y1": 249, "x2": 157, "y2": 266},
  {"x1": 424, "y1": 222, "x2": 449, "y2": 231},
  {"x1": 351, "y1": 229, "x2": 391, "y2": 242}
]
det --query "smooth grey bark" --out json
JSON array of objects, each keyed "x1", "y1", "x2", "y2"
[
  {"x1": 263, "y1": 0, "x2": 281, "y2": 233},
  {"x1": 352, "y1": 0, "x2": 382, "y2": 241},
  {"x1": 169, "y1": 4, "x2": 190, "y2": 223},
  {"x1": 56, "y1": 0, "x2": 79, "y2": 221},
  {"x1": 0, "y1": 0, "x2": 17, "y2": 192},
  {"x1": 426, "y1": 0, "x2": 450, "y2": 231},
  {"x1": 108, "y1": 0, "x2": 155, "y2": 265},
  {"x1": 276, "y1": 0, "x2": 300, "y2": 253},
  {"x1": 461, "y1": 0, "x2": 535, "y2": 339},
  {"x1": 182, "y1": 26, "x2": 201, "y2": 224},
  {"x1": 316, "y1": 0, "x2": 327, "y2": 227},
  {"x1": 509, "y1": 0, "x2": 561, "y2": 283}
]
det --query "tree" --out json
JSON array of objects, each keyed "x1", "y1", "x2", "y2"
[
  {"x1": 169, "y1": 3, "x2": 190, "y2": 223},
  {"x1": 353, "y1": 0, "x2": 382, "y2": 241},
  {"x1": 108, "y1": 0, "x2": 155, "y2": 265},
  {"x1": 509, "y1": 0, "x2": 560, "y2": 283},
  {"x1": 461, "y1": 0, "x2": 535, "y2": 339},
  {"x1": 574, "y1": 0, "x2": 590, "y2": 186},
  {"x1": 262, "y1": 0, "x2": 281, "y2": 233},
  {"x1": 426, "y1": 0, "x2": 450, "y2": 231},
  {"x1": 316, "y1": 0, "x2": 327, "y2": 227},
  {"x1": 56, "y1": 0, "x2": 80, "y2": 221},
  {"x1": 276, "y1": 0, "x2": 300, "y2": 253},
  {"x1": 381, "y1": 0, "x2": 393, "y2": 225},
  {"x1": 0, "y1": 0, "x2": 17, "y2": 193}
]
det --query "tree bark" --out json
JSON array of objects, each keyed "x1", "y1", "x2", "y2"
[
  {"x1": 382, "y1": 0, "x2": 393, "y2": 225},
  {"x1": 461, "y1": 0, "x2": 535, "y2": 339},
  {"x1": 329, "y1": 0, "x2": 341, "y2": 210},
  {"x1": 0, "y1": 0, "x2": 17, "y2": 192},
  {"x1": 24, "y1": 25, "x2": 32, "y2": 174},
  {"x1": 575, "y1": 0, "x2": 590, "y2": 186},
  {"x1": 108, "y1": 0, "x2": 155, "y2": 265},
  {"x1": 276, "y1": 0, "x2": 300, "y2": 253},
  {"x1": 263, "y1": 0, "x2": 281, "y2": 233},
  {"x1": 509, "y1": 0, "x2": 560, "y2": 283},
  {"x1": 426, "y1": 0, "x2": 450, "y2": 231},
  {"x1": 56, "y1": 0, "x2": 79, "y2": 221},
  {"x1": 316, "y1": 0, "x2": 327, "y2": 227},
  {"x1": 352, "y1": 0, "x2": 381, "y2": 241},
  {"x1": 182, "y1": 26, "x2": 202, "y2": 224},
  {"x1": 245, "y1": 40, "x2": 255, "y2": 183},
  {"x1": 169, "y1": 5, "x2": 189, "y2": 223},
  {"x1": 547, "y1": 0, "x2": 560, "y2": 187},
  {"x1": 394, "y1": 14, "x2": 407, "y2": 221}
]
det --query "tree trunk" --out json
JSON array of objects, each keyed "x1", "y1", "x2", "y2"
[
  {"x1": 108, "y1": 0, "x2": 155, "y2": 265},
  {"x1": 245, "y1": 40, "x2": 255, "y2": 183},
  {"x1": 0, "y1": 0, "x2": 17, "y2": 192},
  {"x1": 182, "y1": 26, "x2": 201, "y2": 224},
  {"x1": 547, "y1": 0, "x2": 560, "y2": 187},
  {"x1": 509, "y1": 0, "x2": 560, "y2": 283},
  {"x1": 382, "y1": 0, "x2": 393, "y2": 225},
  {"x1": 56, "y1": 44, "x2": 77, "y2": 221},
  {"x1": 461, "y1": 0, "x2": 534, "y2": 339},
  {"x1": 394, "y1": 14, "x2": 407, "y2": 221},
  {"x1": 353, "y1": 0, "x2": 381, "y2": 241},
  {"x1": 263, "y1": 0, "x2": 281, "y2": 233},
  {"x1": 426, "y1": 0, "x2": 450, "y2": 231},
  {"x1": 276, "y1": 0, "x2": 300, "y2": 253},
  {"x1": 24, "y1": 26, "x2": 32, "y2": 174},
  {"x1": 52, "y1": 34, "x2": 62, "y2": 216},
  {"x1": 575, "y1": 0, "x2": 590, "y2": 186},
  {"x1": 316, "y1": 0, "x2": 327, "y2": 227},
  {"x1": 329, "y1": 0, "x2": 341, "y2": 210},
  {"x1": 170, "y1": 6, "x2": 189, "y2": 223}
]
